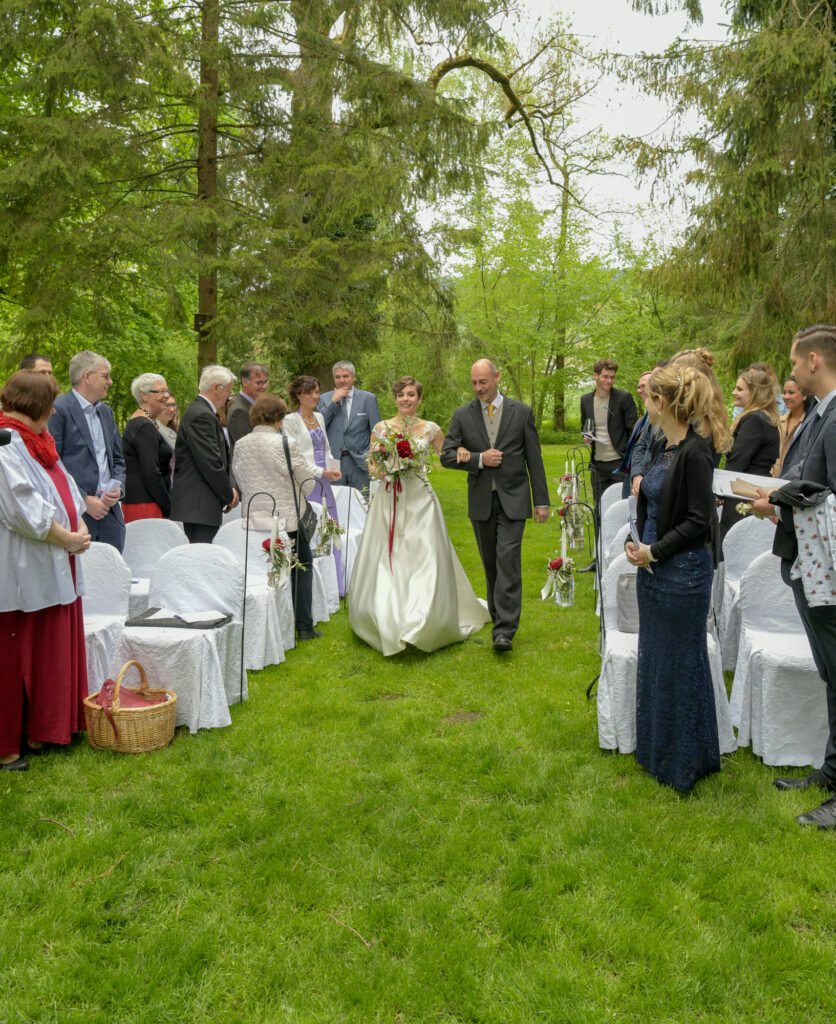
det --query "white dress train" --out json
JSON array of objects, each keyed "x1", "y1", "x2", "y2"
[{"x1": 349, "y1": 422, "x2": 490, "y2": 656}]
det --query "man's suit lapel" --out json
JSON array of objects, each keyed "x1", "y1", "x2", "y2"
[
  {"x1": 800, "y1": 400, "x2": 836, "y2": 476},
  {"x1": 493, "y1": 399, "x2": 515, "y2": 449},
  {"x1": 469, "y1": 399, "x2": 491, "y2": 448},
  {"x1": 67, "y1": 394, "x2": 98, "y2": 464}
]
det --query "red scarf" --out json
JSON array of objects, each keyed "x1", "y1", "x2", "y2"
[{"x1": 0, "y1": 414, "x2": 59, "y2": 468}]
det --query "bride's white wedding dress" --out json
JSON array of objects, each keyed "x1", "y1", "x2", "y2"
[{"x1": 349, "y1": 421, "x2": 490, "y2": 656}]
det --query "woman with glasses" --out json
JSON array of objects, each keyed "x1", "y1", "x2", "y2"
[{"x1": 121, "y1": 373, "x2": 173, "y2": 521}]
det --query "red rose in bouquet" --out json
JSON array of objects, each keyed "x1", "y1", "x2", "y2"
[
  {"x1": 396, "y1": 438, "x2": 413, "y2": 458},
  {"x1": 548, "y1": 557, "x2": 563, "y2": 571},
  {"x1": 262, "y1": 538, "x2": 271, "y2": 551}
]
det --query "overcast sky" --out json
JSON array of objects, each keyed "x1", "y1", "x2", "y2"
[{"x1": 503, "y1": 0, "x2": 732, "y2": 243}]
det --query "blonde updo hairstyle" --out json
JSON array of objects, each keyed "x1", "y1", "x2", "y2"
[
  {"x1": 669, "y1": 346, "x2": 729, "y2": 450},
  {"x1": 646, "y1": 363, "x2": 732, "y2": 454},
  {"x1": 734, "y1": 366, "x2": 779, "y2": 432}
]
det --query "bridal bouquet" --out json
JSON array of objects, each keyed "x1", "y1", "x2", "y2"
[
  {"x1": 541, "y1": 553, "x2": 575, "y2": 607},
  {"x1": 262, "y1": 536, "x2": 304, "y2": 588},
  {"x1": 367, "y1": 423, "x2": 431, "y2": 484}
]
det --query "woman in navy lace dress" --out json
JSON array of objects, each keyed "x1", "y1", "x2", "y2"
[{"x1": 626, "y1": 364, "x2": 732, "y2": 792}]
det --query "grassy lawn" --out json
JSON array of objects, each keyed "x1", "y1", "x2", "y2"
[{"x1": 2, "y1": 445, "x2": 835, "y2": 1023}]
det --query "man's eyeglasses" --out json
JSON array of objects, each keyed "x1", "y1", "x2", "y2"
[{"x1": 146, "y1": 389, "x2": 170, "y2": 395}]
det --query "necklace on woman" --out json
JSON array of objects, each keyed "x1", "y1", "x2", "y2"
[{"x1": 302, "y1": 411, "x2": 318, "y2": 427}]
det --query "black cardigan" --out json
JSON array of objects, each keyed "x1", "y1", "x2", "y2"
[
  {"x1": 636, "y1": 428, "x2": 718, "y2": 563},
  {"x1": 122, "y1": 417, "x2": 173, "y2": 515}
]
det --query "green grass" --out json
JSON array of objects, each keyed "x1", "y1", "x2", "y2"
[{"x1": 2, "y1": 446, "x2": 835, "y2": 1023}]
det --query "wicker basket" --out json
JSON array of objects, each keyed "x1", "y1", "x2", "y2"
[{"x1": 84, "y1": 660, "x2": 177, "y2": 753}]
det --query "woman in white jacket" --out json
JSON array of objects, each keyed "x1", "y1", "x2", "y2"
[
  {"x1": 231, "y1": 393, "x2": 339, "y2": 640},
  {"x1": 0, "y1": 372, "x2": 92, "y2": 771},
  {"x1": 284, "y1": 375, "x2": 345, "y2": 593}
]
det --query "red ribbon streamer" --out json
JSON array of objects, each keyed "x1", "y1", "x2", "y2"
[{"x1": 385, "y1": 476, "x2": 403, "y2": 572}]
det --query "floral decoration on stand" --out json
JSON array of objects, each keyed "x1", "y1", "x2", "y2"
[
  {"x1": 557, "y1": 498, "x2": 586, "y2": 548},
  {"x1": 367, "y1": 419, "x2": 431, "y2": 569},
  {"x1": 263, "y1": 515, "x2": 304, "y2": 588},
  {"x1": 541, "y1": 555, "x2": 575, "y2": 607},
  {"x1": 557, "y1": 457, "x2": 578, "y2": 504},
  {"x1": 313, "y1": 508, "x2": 345, "y2": 558}
]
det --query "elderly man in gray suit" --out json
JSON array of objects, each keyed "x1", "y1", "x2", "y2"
[
  {"x1": 318, "y1": 360, "x2": 380, "y2": 490},
  {"x1": 753, "y1": 324, "x2": 836, "y2": 829},
  {"x1": 49, "y1": 350, "x2": 126, "y2": 551},
  {"x1": 441, "y1": 359, "x2": 550, "y2": 653}
]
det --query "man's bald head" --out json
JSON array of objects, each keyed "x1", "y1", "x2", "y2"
[{"x1": 470, "y1": 359, "x2": 500, "y2": 404}]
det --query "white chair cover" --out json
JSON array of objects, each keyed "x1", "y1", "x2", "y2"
[
  {"x1": 82, "y1": 542, "x2": 132, "y2": 694},
  {"x1": 122, "y1": 519, "x2": 188, "y2": 577},
  {"x1": 116, "y1": 545, "x2": 247, "y2": 733},
  {"x1": 730, "y1": 551, "x2": 826, "y2": 765},
  {"x1": 331, "y1": 485, "x2": 368, "y2": 592},
  {"x1": 213, "y1": 520, "x2": 295, "y2": 660},
  {"x1": 606, "y1": 523, "x2": 631, "y2": 566},
  {"x1": 600, "y1": 499, "x2": 630, "y2": 571},
  {"x1": 600, "y1": 483, "x2": 624, "y2": 523},
  {"x1": 597, "y1": 555, "x2": 735, "y2": 755},
  {"x1": 718, "y1": 515, "x2": 776, "y2": 670},
  {"x1": 308, "y1": 501, "x2": 340, "y2": 614},
  {"x1": 122, "y1": 519, "x2": 188, "y2": 618}
]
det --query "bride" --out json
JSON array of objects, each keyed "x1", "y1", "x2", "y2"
[{"x1": 349, "y1": 376, "x2": 491, "y2": 656}]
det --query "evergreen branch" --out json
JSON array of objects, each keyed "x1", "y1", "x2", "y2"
[{"x1": 427, "y1": 54, "x2": 574, "y2": 199}]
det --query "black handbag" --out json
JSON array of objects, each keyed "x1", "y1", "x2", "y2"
[{"x1": 282, "y1": 434, "x2": 318, "y2": 542}]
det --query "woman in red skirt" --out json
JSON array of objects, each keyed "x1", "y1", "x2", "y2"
[{"x1": 0, "y1": 371, "x2": 91, "y2": 771}]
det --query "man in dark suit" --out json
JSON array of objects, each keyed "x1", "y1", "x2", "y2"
[
  {"x1": 753, "y1": 324, "x2": 836, "y2": 829},
  {"x1": 318, "y1": 360, "x2": 380, "y2": 490},
  {"x1": 227, "y1": 361, "x2": 269, "y2": 450},
  {"x1": 49, "y1": 350, "x2": 127, "y2": 551},
  {"x1": 441, "y1": 359, "x2": 550, "y2": 653},
  {"x1": 170, "y1": 365, "x2": 239, "y2": 543}
]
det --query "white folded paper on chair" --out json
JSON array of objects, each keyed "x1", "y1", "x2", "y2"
[
  {"x1": 713, "y1": 469, "x2": 789, "y2": 501},
  {"x1": 145, "y1": 608, "x2": 228, "y2": 624}
]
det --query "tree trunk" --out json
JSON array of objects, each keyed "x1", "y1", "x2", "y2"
[
  {"x1": 195, "y1": 0, "x2": 220, "y2": 372},
  {"x1": 551, "y1": 164, "x2": 571, "y2": 430}
]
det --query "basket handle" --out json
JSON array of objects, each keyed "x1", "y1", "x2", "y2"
[{"x1": 112, "y1": 660, "x2": 149, "y2": 712}]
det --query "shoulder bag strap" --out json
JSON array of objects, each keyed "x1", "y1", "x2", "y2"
[{"x1": 281, "y1": 432, "x2": 303, "y2": 528}]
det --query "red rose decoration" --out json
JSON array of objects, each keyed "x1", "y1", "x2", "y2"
[
  {"x1": 549, "y1": 557, "x2": 563, "y2": 571},
  {"x1": 396, "y1": 439, "x2": 413, "y2": 458},
  {"x1": 262, "y1": 538, "x2": 271, "y2": 551},
  {"x1": 558, "y1": 508, "x2": 565, "y2": 517}
]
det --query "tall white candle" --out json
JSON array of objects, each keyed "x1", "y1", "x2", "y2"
[
  {"x1": 571, "y1": 458, "x2": 575, "y2": 476},
  {"x1": 561, "y1": 528, "x2": 567, "y2": 560},
  {"x1": 572, "y1": 474, "x2": 577, "y2": 502},
  {"x1": 564, "y1": 458, "x2": 568, "y2": 475},
  {"x1": 270, "y1": 512, "x2": 278, "y2": 548}
]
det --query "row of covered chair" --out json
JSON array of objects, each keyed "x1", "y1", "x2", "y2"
[{"x1": 594, "y1": 482, "x2": 826, "y2": 768}]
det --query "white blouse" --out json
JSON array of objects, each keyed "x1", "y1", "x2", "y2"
[
  {"x1": 283, "y1": 410, "x2": 336, "y2": 475},
  {"x1": 0, "y1": 431, "x2": 87, "y2": 612}
]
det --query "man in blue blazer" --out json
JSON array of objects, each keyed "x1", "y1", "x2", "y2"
[
  {"x1": 49, "y1": 350, "x2": 127, "y2": 551},
  {"x1": 318, "y1": 361, "x2": 381, "y2": 490},
  {"x1": 754, "y1": 324, "x2": 836, "y2": 829}
]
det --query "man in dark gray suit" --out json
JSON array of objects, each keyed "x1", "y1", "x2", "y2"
[
  {"x1": 441, "y1": 359, "x2": 550, "y2": 652},
  {"x1": 49, "y1": 350, "x2": 126, "y2": 551},
  {"x1": 227, "y1": 361, "x2": 269, "y2": 450},
  {"x1": 753, "y1": 324, "x2": 836, "y2": 828},
  {"x1": 171, "y1": 365, "x2": 239, "y2": 543},
  {"x1": 318, "y1": 361, "x2": 380, "y2": 490}
]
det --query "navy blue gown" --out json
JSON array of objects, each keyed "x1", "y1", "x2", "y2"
[{"x1": 635, "y1": 447, "x2": 720, "y2": 792}]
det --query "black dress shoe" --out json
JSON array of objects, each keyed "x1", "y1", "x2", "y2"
[
  {"x1": 797, "y1": 794, "x2": 836, "y2": 828},
  {"x1": 0, "y1": 757, "x2": 29, "y2": 772},
  {"x1": 492, "y1": 635, "x2": 513, "y2": 653},
  {"x1": 577, "y1": 559, "x2": 597, "y2": 574},
  {"x1": 774, "y1": 768, "x2": 836, "y2": 792},
  {"x1": 298, "y1": 628, "x2": 322, "y2": 641}
]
